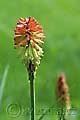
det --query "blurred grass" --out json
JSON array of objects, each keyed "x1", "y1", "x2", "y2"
[
  {"x1": 0, "y1": 0, "x2": 80, "y2": 119},
  {"x1": 0, "y1": 64, "x2": 9, "y2": 103}
]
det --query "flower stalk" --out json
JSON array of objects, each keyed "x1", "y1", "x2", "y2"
[
  {"x1": 26, "y1": 59, "x2": 35, "y2": 120},
  {"x1": 30, "y1": 77, "x2": 35, "y2": 120}
]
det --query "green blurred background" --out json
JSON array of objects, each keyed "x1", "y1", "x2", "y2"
[{"x1": 0, "y1": 0, "x2": 80, "y2": 119}]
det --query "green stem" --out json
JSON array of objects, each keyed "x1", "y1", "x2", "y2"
[
  {"x1": 27, "y1": 60, "x2": 35, "y2": 120},
  {"x1": 30, "y1": 77, "x2": 35, "y2": 120}
]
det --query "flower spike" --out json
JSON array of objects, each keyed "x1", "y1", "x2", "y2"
[{"x1": 14, "y1": 17, "x2": 45, "y2": 73}]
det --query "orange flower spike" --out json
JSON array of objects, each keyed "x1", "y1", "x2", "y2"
[{"x1": 14, "y1": 17, "x2": 45, "y2": 69}]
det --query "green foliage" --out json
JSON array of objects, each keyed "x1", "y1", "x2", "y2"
[{"x1": 0, "y1": 0, "x2": 80, "y2": 119}]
